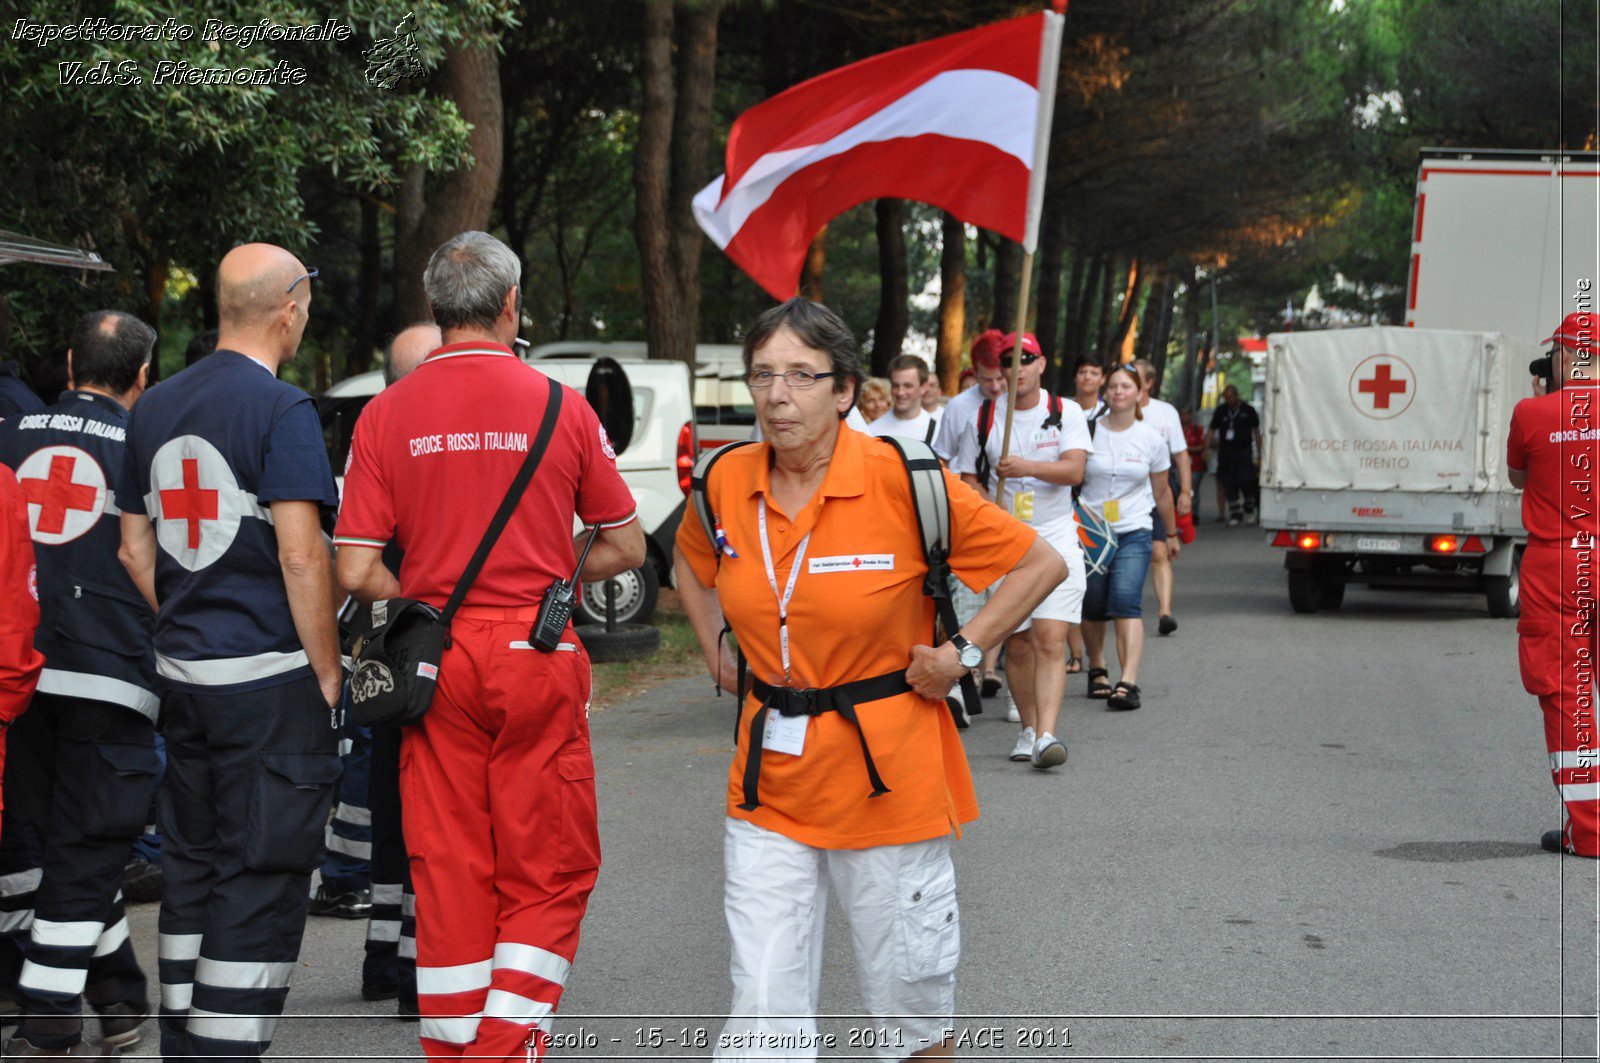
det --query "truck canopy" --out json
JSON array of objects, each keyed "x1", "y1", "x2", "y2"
[{"x1": 1263, "y1": 327, "x2": 1539, "y2": 495}]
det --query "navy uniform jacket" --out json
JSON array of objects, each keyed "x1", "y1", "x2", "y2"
[
  {"x1": 0, "y1": 391, "x2": 159, "y2": 719},
  {"x1": 0, "y1": 362, "x2": 44, "y2": 421},
  {"x1": 115, "y1": 351, "x2": 337, "y2": 693}
]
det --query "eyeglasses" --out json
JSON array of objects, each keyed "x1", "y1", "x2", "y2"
[
  {"x1": 285, "y1": 267, "x2": 319, "y2": 294},
  {"x1": 1000, "y1": 352, "x2": 1041, "y2": 369},
  {"x1": 745, "y1": 369, "x2": 836, "y2": 389}
]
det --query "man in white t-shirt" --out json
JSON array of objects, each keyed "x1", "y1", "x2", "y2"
[
  {"x1": 1132, "y1": 359, "x2": 1189, "y2": 638},
  {"x1": 931, "y1": 332, "x2": 1008, "y2": 703},
  {"x1": 955, "y1": 332, "x2": 1089, "y2": 770},
  {"x1": 1072, "y1": 356, "x2": 1107, "y2": 420},
  {"x1": 867, "y1": 354, "x2": 937, "y2": 443}
]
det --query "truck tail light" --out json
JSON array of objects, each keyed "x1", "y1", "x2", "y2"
[
  {"x1": 1274, "y1": 530, "x2": 1322, "y2": 549},
  {"x1": 1429, "y1": 535, "x2": 1460, "y2": 554},
  {"x1": 676, "y1": 422, "x2": 695, "y2": 495}
]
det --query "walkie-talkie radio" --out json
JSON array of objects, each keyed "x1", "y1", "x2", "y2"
[{"x1": 531, "y1": 525, "x2": 601, "y2": 651}]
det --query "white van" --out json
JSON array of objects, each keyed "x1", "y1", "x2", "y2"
[
  {"x1": 527, "y1": 341, "x2": 756, "y2": 451},
  {"x1": 319, "y1": 355, "x2": 696, "y2": 627}
]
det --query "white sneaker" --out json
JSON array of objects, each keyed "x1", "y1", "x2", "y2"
[
  {"x1": 1032, "y1": 732, "x2": 1068, "y2": 770},
  {"x1": 1008, "y1": 727, "x2": 1036, "y2": 762},
  {"x1": 1004, "y1": 690, "x2": 1021, "y2": 723}
]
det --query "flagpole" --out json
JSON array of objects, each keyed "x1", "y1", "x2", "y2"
[{"x1": 995, "y1": 2, "x2": 1065, "y2": 501}]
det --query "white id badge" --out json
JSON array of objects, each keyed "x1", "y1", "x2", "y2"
[
  {"x1": 763, "y1": 712, "x2": 808, "y2": 756},
  {"x1": 1224, "y1": 428, "x2": 1235, "y2": 442}
]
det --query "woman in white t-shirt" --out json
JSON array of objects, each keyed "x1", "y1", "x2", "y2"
[{"x1": 1075, "y1": 365, "x2": 1180, "y2": 711}]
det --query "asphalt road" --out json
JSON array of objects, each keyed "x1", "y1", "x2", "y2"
[{"x1": 110, "y1": 521, "x2": 1597, "y2": 1062}]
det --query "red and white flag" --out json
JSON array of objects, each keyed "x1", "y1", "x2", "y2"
[{"x1": 693, "y1": 11, "x2": 1065, "y2": 300}]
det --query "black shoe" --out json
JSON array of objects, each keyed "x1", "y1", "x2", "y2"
[
  {"x1": 121, "y1": 859, "x2": 162, "y2": 905},
  {"x1": 980, "y1": 673, "x2": 1001, "y2": 698},
  {"x1": 1106, "y1": 681, "x2": 1142, "y2": 711},
  {"x1": 946, "y1": 696, "x2": 970, "y2": 730},
  {"x1": 1158, "y1": 614, "x2": 1178, "y2": 636},
  {"x1": 362, "y1": 982, "x2": 399, "y2": 1002},
  {"x1": 309, "y1": 884, "x2": 372, "y2": 919},
  {"x1": 397, "y1": 996, "x2": 420, "y2": 1021},
  {"x1": 1542, "y1": 829, "x2": 1565, "y2": 853},
  {"x1": 96, "y1": 1002, "x2": 147, "y2": 1051},
  {"x1": 3, "y1": 1035, "x2": 116, "y2": 1056}
]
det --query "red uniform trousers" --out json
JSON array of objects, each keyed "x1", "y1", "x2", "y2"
[
  {"x1": 1518, "y1": 542, "x2": 1600, "y2": 857},
  {"x1": 401, "y1": 607, "x2": 600, "y2": 1060}
]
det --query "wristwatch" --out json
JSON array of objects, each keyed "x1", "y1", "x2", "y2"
[{"x1": 950, "y1": 633, "x2": 984, "y2": 669}]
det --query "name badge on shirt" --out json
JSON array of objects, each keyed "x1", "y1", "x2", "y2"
[
  {"x1": 763, "y1": 712, "x2": 808, "y2": 756},
  {"x1": 808, "y1": 554, "x2": 894, "y2": 573},
  {"x1": 1224, "y1": 428, "x2": 1235, "y2": 442},
  {"x1": 1012, "y1": 491, "x2": 1035, "y2": 522},
  {"x1": 1103, "y1": 499, "x2": 1120, "y2": 523}
]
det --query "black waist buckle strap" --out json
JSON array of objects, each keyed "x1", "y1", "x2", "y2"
[{"x1": 740, "y1": 670, "x2": 911, "y2": 811}]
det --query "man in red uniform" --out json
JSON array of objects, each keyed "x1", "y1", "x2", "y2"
[
  {"x1": 0, "y1": 463, "x2": 43, "y2": 812},
  {"x1": 335, "y1": 231, "x2": 644, "y2": 1061},
  {"x1": 1508, "y1": 310, "x2": 1600, "y2": 858}
]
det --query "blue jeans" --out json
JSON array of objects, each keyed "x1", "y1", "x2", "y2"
[{"x1": 1084, "y1": 527, "x2": 1153, "y2": 620}]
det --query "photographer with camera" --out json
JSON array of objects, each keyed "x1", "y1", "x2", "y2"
[{"x1": 1508, "y1": 311, "x2": 1600, "y2": 859}]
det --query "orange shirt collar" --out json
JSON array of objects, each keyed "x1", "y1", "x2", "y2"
[{"x1": 748, "y1": 420, "x2": 868, "y2": 501}]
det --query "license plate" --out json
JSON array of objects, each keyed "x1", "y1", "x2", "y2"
[{"x1": 1356, "y1": 536, "x2": 1404, "y2": 553}]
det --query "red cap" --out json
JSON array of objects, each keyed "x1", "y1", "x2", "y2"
[
  {"x1": 998, "y1": 331, "x2": 1042, "y2": 357},
  {"x1": 1545, "y1": 312, "x2": 1597, "y2": 352},
  {"x1": 970, "y1": 329, "x2": 1005, "y2": 368}
]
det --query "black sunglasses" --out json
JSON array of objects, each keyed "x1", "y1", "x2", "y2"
[
  {"x1": 285, "y1": 267, "x2": 319, "y2": 294},
  {"x1": 1000, "y1": 352, "x2": 1041, "y2": 368}
]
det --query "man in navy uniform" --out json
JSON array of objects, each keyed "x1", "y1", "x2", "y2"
[
  {"x1": 0, "y1": 311, "x2": 162, "y2": 1056},
  {"x1": 118, "y1": 244, "x2": 342, "y2": 1061}
]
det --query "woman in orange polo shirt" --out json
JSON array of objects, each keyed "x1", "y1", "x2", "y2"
[{"x1": 676, "y1": 298, "x2": 1065, "y2": 1061}]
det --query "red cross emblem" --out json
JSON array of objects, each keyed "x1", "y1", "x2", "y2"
[
  {"x1": 15, "y1": 446, "x2": 107, "y2": 545},
  {"x1": 852, "y1": 557, "x2": 862, "y2": 567},
  {"x1": 159, "y1": 458, "x2": 219, "y2": 550},
  {"x1": 21, "y1": 454, "x2": 99, "y2": 536},
  {"x1": 1358, "y1": 364, "x2": 1408, "y2": 409},
  {"x1": 1348, "y1": 355, "x2": 1415, "y2": 420}
]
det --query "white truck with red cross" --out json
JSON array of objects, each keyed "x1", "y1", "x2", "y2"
[
  {"x1": 1259, "y1": 326, "x2": 1539, "y2": 616},
  {"x1": 1260, "y1": 147, "x2": 1598, "y2": 617}
]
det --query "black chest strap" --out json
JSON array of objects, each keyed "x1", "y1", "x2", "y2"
[{"x1": 740, "y1": 670, "x2": 910, "y2": 811}]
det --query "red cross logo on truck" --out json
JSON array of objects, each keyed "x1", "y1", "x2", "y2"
[
  {"x1": 1348, "y1": 354, "x2": 1416, "y2": 420},
  {"x1": 16, "y1": 446, "x2": 107, "y2": 545}
]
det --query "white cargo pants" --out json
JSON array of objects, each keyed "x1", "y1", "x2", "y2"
[{"x1": 714, "y1": 818, "x2": 958, "y2": 1062}]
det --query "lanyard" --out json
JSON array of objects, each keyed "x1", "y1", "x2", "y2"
[{"x1": 757, "y1": 497, "x2": 811, "y2": 684}]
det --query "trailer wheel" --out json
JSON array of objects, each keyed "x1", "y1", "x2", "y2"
[
  {"x1": 1288, "y1": 568, "x2": 1321, "y2": 614},
  {"x1": 1316, "y1": 565, "x2": 1347, "y2": 611},
  {"x1": 1486, "y1": 546, "x2": 1522, "y2": 619}
]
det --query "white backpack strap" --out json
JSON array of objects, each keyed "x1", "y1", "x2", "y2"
[
  {"x1": 689, "y1": 440, "x2": 755, "y2": 562},
  {"x1": 878, "y1": 436, "x2": 949, "y2": 563}
]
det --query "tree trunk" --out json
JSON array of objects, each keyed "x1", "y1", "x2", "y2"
[
  {"x1": 1110, "y1": 257, "x2": 1143, "y2": 360},
  {"x1": 143, "y1": 257, "x2": 166, "y2": 381},
  {"x1": 800, "y1": 225, "x2": 827, "y2": 302},
  {"x1": 1175, "y1": 265, "x2": 1203, "y2": 411},
  {"x1": 992, "y1": 237, "x2": 1021, "y2": 335},
  {"x1": 1093, "y1": 252, "x2": 1116, "y2": 361},
  {"x1": 1034, "y1": 204, "x2": 1068, "y2": 363},
  {"x1": 393, "y1": 43, "x2": 504, "y2": 325},
  {"x1": 936, "y1": 212, "x2": 966, "y2": 393},
  {"x1": 1069, "y1": 247, "x2": 1103, "y2": 364},
  {"x1": 351, "y1": 197, "x2": 381, "y2": 378},
  {"x1": 634, "y1": 0, "x2": 720, "y2": 366},
  {"x1": 870, "y1": 199, "x2": 908, "y2": 375},
  {"x1": 671, "y1": 2, "x2": 719, "y2": 346},
  {"x1": 1146, "y1": 268, "x2": 1179, "y2": 389}
]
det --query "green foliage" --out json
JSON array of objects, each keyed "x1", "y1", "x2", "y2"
[{"x1": 0, "y1": 0, "x2": 514, "y2": 370}]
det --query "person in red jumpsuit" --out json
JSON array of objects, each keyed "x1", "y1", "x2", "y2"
[
  {"x1": 335, "y1": 231, "x2": 644, "y2": 1061},
  {"x1": 0, "y1": 462, "x2": 44, "y2": 838},
  {"x1": 1508, "y1": 310, "x2": 1600, "y2": 858}
]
